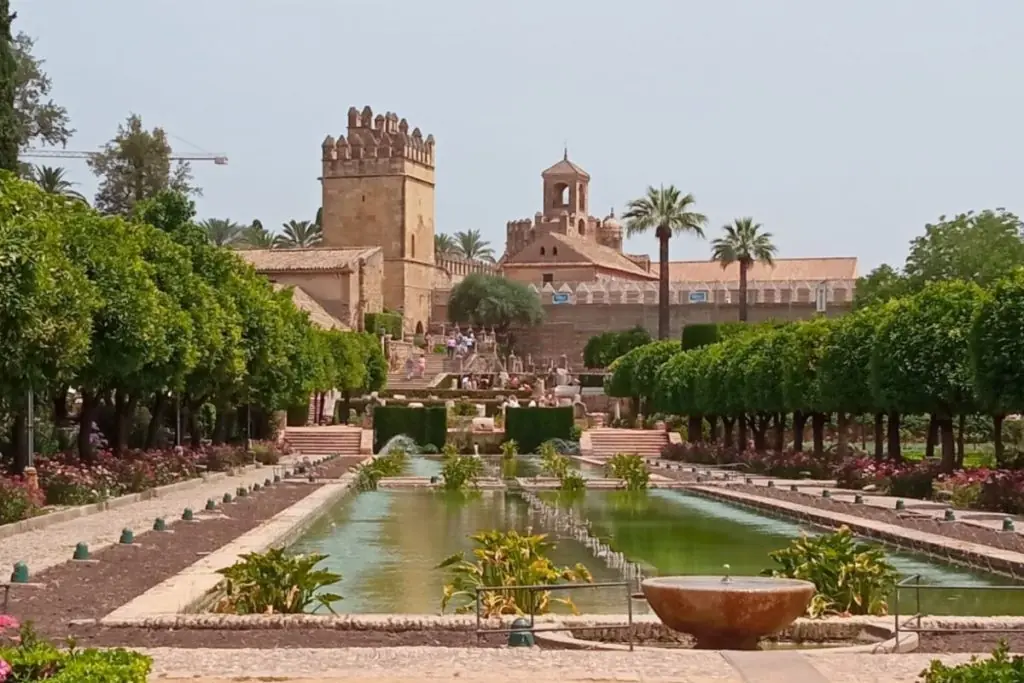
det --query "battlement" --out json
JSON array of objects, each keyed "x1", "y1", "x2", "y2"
[
  {"x1": 322, "y1": 105, "x2": 435, "y2": 173},
  {"x1": 524, "y1": 279, "x2": 857, "y2": 306}
]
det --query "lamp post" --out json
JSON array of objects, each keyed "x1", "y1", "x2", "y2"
[
  {"x1": 24, "y1": 387, "x2": 39, "y2": 492},
  {"x1": 175, "y1": 394, "x2": 182, "y2": 447}
]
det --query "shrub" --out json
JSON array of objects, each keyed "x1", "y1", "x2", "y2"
[
  {"x1": 974, "y1": 470, "x2": 1024, "y2": 515},
  {"x1": 0, "y1": 620, "x2": 152, "y2": 682},
  {"x1": 500, "y1": 440, "x2": 518, "y2": 458},
  {"x1": 606, "y1": 453, "x2": 650, "y2": 490},
  {"x1": 504, "y1": 407, "x2": 573, "y2": 454},
  {"x1": 583, "y1": 326, "x2": 651, "y2": 368},
  {"x1": 660, "y1": 441, "x2": 721, "y2": 465},
  {"x1": 920, "y1": 642, "x2": 1024, "y2": 682},
  {"x1": 681, "y1": 323, "x2": 720, "y2": 350},
  {"x1": 543, "y1": 438, "x2": 580, "y2": 456},
  {"x1": 438, "y1": 530, "x2": 592, "y2": 616},
  {"x1": 373, "y1": 406, "x2": 447, "y2": 451},
  {"x1": 539, "y1": 441, "x2": 571, "y2": 478},
  {"x1": 214, "y1": 547, "x2": 342, "y2": 614},
  {"x1": 354, "y1": 448, "x2": 408, "y2": 491},
  {"x1": 250, "y1": 441, "x2": 282, "y2": 465},
  {"x1": 762, "y1": 527, "x2": 896, "y2": 617},
  {"x1": 0, "y1": 477, "x2": 44, "y2": 525},
  {"x1": 834, "y1": 456, "x2": 938, "y2": 498},
  {"x1": 559, "y1": 469, "x2": 586, "y2": 493},
  {"x1": 440, "y1": 444, "x2": 483, "y2": 490},
  {"x1": 451, "y1": 400, "x2": 478, "y2": 417},
  {"x1": 740, "y1": 449, "x2": 835, "y2": 480},
  {"x1": 364, "y1": 311, "x2": 403, "y2": 338}
]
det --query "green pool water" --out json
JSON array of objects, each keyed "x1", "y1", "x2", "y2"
[{"x1": 289, "y1": 456, "x2": 1024, "y2": 616}]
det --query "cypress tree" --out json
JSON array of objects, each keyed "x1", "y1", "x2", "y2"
[{"x1": 0, "y1": 1, "x2": 19, "y2": 172}]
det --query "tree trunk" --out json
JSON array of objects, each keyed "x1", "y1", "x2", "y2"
[
  {"x1": 886, "y1": 411, "x2": 902, "y2": 462},
  {"x1": 188, "y1": 401, "x2": 203, "y2": 449},
  {"x1": 994, "y1": 414, "x2": 1006, "y2": 465},
  {"x1": 955, "y1": 414, "x2": 966, "y2": 470},
  {"x1": 52, "y1": 385, "x2": 69, "y2": 426},
  {"x1": 925, "y1": 415, "x2": 937, "y2": 460},
  {"x1": 212, "y1": 409, "x2": 228, "y2": 445},
  {"x1": 737, "y1": 414, "x2": 748, "y2": 450},
  {"x1": 810, "y1": 413, "x2": 826, "y2": 455},
  {"x1": 938, "y1": 417, "x2": 955, "y2": 473},
  {"x1": 738, "y1": 260, "x2": 749, "y2": 322},
  {"x1": 873, "y1": 413, "x2": 885, "y2": 459},
  {"x1": 340, "y1": 391, "x2": 352, "y2": 425},
  {"x1": 10, "y1": 412, "x2": 26, "y2": 475},
  {"x1": 78, "y1": 391, "x2": 98, "y2": 462},
  {"x1": 774, "y1": 413, "x2": 786, "y2": 451},
  {"x1": 752, "y1": 414, "x2": 770, "y2": 451},
  {"x1": 722, "y1": 416, "x2": 735, "y2": 449},
  {"x1": 792, "y1": 411, "x2": 807, "y2": 452},
  {"x1": 837, "y1": 412, "x2": 849, "y2": 457},
  {"x1": 145, "y1": 393, "x2": 167, "y2": 450},
  {"x1": 687, "y1": 415, "x2": 703, "y2": 443},
  {"x1": 707, "y1": 415, "x2": 718, "y2": 443},
  {"x1": 656, "y1": 226, "x2": 671, "y2": 340},
  {"x1": 113, "y1": 390, "x2": 132, "y2": 454}
]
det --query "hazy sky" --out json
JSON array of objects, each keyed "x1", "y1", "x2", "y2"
[{"x1": 16, "y1": 0, "x2": 1024, "y2": 271}]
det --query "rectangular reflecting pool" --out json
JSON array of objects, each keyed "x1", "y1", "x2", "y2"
[{"x1": 289, "y1": 458, "x2": 1024, "y2": 615}]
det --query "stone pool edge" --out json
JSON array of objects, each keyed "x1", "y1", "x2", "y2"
[{"x1": 100, "y1": 463, "x2": 368, "y2": 622}]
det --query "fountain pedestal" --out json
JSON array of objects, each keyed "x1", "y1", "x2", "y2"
[{"x1": 641, "y1": 576, "x2": 815, "y2": 650}]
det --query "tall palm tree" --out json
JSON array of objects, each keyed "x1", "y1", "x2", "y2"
[
  {"x1": 622, "y1": 186, "x2": 707, "y2": 339},
  {"x1": 276, "y1": 219, "x2": 323, "y2": 248},
  {"x1": 240, "y1": 219, "x2": 277, "y2": 249},
  {"x1": 454, "y1": 229, "x2": 494, "y2": 261},
  {"x1": 711, "y1": 217, "x2": 778, "y2": 322},
  {"x1": 435, "y1": 233, "x2": 457, "y2": 258},
  {"x1": 28, "y1": 165, "x2": 86, "y2": 201},
  {"x1": 199, "y1": 218, "x2": 247, "y2": 248}
]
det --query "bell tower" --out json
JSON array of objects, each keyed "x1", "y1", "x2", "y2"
[{"x1": 541, "y1": 149, "x2": 591, "y2": 221}]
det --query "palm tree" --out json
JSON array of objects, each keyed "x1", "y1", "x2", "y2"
[
  {"x1": 435, "y1": 233, "x2": 457, "y2": 258},
  {"x1": 28, "y1": 165, "x2": 86, "y2": 201},
  {"x1": 240, "y1": 220, "x2": 277, "y2": 249},
  {"x1": 622, "y1": 186, "x2": 707, "y2": 339},
  {"x1": 199, "y1": 218, "x2": 247, "y2": 248},
  {"x1": 711, "y1": 217, "x2": 778, "y2": 322},
  {"x1": 276, "y1": 219, "x2": 323, "y2": 248},
  {"x1": 454, "y1": 229, "x2": 495, "y2": 261}
]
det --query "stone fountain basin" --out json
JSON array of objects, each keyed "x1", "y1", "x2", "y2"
[{"x1": 641, "y1": 576, "x2": 815, "y2": 650}]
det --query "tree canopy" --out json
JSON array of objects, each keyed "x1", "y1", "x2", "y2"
[{"x1": 447, "y1": 273, "x2": 543, "y2": 349}]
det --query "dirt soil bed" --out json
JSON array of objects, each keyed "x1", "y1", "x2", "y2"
[
  {"x1": 5, "y1": 458, "x2": 362, "y2": 643},
  {"x1": 919, "y1": 632, "x2": 1024, "y2": 653},
  {"x1": 725, "y1": 484, "x2": 1024, "y2": 556},
  {"x1": 65, "y1": 626, "x2": 512, "y2": 649}
]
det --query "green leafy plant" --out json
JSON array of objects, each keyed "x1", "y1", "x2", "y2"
[
  {"x1": 920, "y1": 642, "x2": 1024, "y2": 682},
  {"x1": 500, "y1": 439, "x2": 518, "y2": 459},
  {"x1": 214, "y1": 547, "x2": 342, "y2": 614},
  {"x1": 440, "y1": 443, "x2": 483, "y2": 490},
  {"x1": 354, "y1": 447, "x2": 408, "y2": 491},
  {"x1": 606, "y1": 453, "x2": 650, "y2": 490},
  {"x1": 438, "y1": 529, "x2": 593, "y2": 616},
  {"x1": 0, "y1": 620, "x2": 152, "y2": 682},
  {"x1": 559, "y1": 469, "x2": 586, "y2": 493},
  {"x1": 452, "y1": 400, "x2": 479, "y2": 417},
  {"x1": 762, "y1": 526, "x2": 896, "y2": 617},
  {"x1": 539, "y1": 441, "x2": 571, "y2": 478}
]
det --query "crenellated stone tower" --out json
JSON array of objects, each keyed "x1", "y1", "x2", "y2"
[{"x1": 320, "y1": 105, "x2": 436, "y2": 333}]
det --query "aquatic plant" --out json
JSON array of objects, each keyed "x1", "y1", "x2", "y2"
[
  {"x1": 440, "y1": 443, "x2": 483, "y2": 490},
  {"x1": 354, "y1": 447, "x2": 408, "y2": 491},
  {"x1": 438, "y1": 529, "x2": 592, "y2": 616},
  {"x1": 539, "y1": 441, "x2": 571, "y2": 478},
  {"x1": 762, "y1": 526, "x2": 896, "y2": 617},
  {"x1": 606, "y1": 453, "x2": 650, "y2": 490},
  {"x1": 559, "y1": 469, "x2": 586, "y2": 493},
  {"x1": 500, "y1": 439, "x2": 518, "y2": 459},
  {"x1": 214, "y1": 547, "x2": 342, "y2": 615}
]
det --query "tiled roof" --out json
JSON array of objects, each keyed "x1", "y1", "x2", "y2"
[
  {"x1": 504, "y1": 232, "x2": 656, "y2": 279},
  {"x1": 666, "y1": 257, "x2": 858, "y2": 283},
  {"x1": 273, "y1": 284, "x2": 348, "y2": 330},
  {"x1": 241, "y1": 247, "x2": 379, "y2": 272},
  {"x1": 541, "y1": 157, "x2": 590, "y2": 179}
]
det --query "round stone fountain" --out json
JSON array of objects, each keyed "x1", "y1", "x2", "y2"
[{"x1": 641, "y1": 570, "x2": 815, "y2": 650}]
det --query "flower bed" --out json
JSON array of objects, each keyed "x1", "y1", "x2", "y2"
[
  {"x1": 659, "y1": 443, "x2": 835, "y2": 479},
  {"x1": 834, "y1": 456, "x2": 939, "y2": 499}
]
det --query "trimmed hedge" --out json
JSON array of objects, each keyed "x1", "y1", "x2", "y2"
[
  {"x1": 577, "y1": 373, "x2": 607, "y2": 388},
  {"x1": 504, "y1": 407, "x2": 574, "y2": 453},
  {"x1": 681, "y1": 323, "x2": 720, "y2": 350},
  {"x1": 373, "y1": 405, "x2": 447, "y2": 452},
  {"x1": 365, "y1": 311, "x2": 403, "y2": 338}
]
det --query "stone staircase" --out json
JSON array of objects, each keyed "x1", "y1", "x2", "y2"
[
  {"x1": 386, "y1": 352, "x2": 449, "y2": 392},
  {"x1": 284, "y1": 426, "x2": 364, "y2": 458},
  {"x1": 587, "y1": 428, "x2": 669, "y2": 459}
]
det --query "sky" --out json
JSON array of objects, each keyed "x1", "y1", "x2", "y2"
[{"x1": 15, "y1": 0, "x2": 1024, "y2": 271}]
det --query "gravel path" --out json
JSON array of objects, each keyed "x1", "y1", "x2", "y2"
[
  {"x1": 142, "y1": 647, "x2": 982, "y2": 682},
  {"x1": 0, "y1": 460, "x2": 298, "y2": 576}
]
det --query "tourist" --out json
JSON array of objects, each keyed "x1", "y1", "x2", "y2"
[
  {"x1": 404, "y1": 356, "x2": 415, "y2": 380},
  {"x1": 446, "y1": 335, "x2": 456, "y2": 359},
  {"x1": 417, "y1": 354, "x2": 426, "y2": 378}
]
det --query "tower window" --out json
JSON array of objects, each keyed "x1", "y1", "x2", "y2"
[
  {"x1": 552, "y1": 247, "x2": 558, "y2": 256},
  {"x1": 540, "y1": 247, "x2": 546, "y2": 256},
  {"x1": 411, "y1": 235, "x2": 416, "y2": 258},
  {"x1": 543, "y1": 273, "x2": 554, "y2": 284},
  {"x1": 578, "y1": 219, "x2": 586, "y2": 235}
]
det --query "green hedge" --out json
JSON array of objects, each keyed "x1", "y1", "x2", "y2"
[
  {"x1": 577, "y1": 373, "x2": 607, "y2": 388},
  {"x1": 504, "y1": 407, "x2": 574, "y2": 453},
  {"x1": 365, "y1": 311, "x2": 403, "y2": 338},
  {"x1": 373, "y1": 405, "x2": 447, "y2": 452},
  {"x1": 681, "y1": 323, "x2": 720, "y2": 350}
]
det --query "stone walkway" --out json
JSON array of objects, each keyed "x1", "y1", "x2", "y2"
[
  {"x1": 144, "y1": 646, "x2": 979, "y2": 682},
  {"x1": 0, "y1": 460, "x2": 296, "y2": 577}
]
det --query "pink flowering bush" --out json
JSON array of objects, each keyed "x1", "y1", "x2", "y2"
[
  {"x1": 833, "y1": 456, "x2": 938, "y2": 499},
  {"x1": 739, "y1": 449, "x2": 836, "y2": 480},
  {"x1": 0, "y1": 477, "x2": 44, "y2": 526}
]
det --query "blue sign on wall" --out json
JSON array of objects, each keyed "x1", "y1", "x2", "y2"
[
  {"x1": 552, "y1": 292, "x2": 571, "y2": 304},
  {"x1": 688, "y1": 290, "x2": 709, "y2": 303}
]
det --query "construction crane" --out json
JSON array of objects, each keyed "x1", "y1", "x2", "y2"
[{"x1": 22, "y1": 149, "x2": 228, "y2": 165}]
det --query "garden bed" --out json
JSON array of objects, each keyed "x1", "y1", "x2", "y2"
[{"x1": 3, "y1": 457, "x2": 363, "y2": 643}]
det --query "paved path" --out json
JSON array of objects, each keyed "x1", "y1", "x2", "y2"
[
  {"x1": 144, "y1": 647, "x2": 979, "y2": 682},
  {"x1": 0, "y1": 460, "x2": 296, "y2": 576}
]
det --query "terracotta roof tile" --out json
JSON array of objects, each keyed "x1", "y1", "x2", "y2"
[
  {"x1": 541, "y1": 157, "x2": 590, "y2": 179},
  {"x1": 241, "y1": 247, "x2": 379, "y2": 272},
  {"x1": 666, "y1": 257, "x2": 858, "y2": 283},
  {"x1": 273, "y1": 284, "x2": 348, "y2": 330},
  {"x1": 504, "y1": 232, "x2": 655, "y2": 279}
]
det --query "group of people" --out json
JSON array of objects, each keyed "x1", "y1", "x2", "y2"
[
  {"x1": 403, "y1": 353, "x2": 427, "y2": 380},
  {"x1": 445, "y1": 330, "x2": 476, "y2": 359}
]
